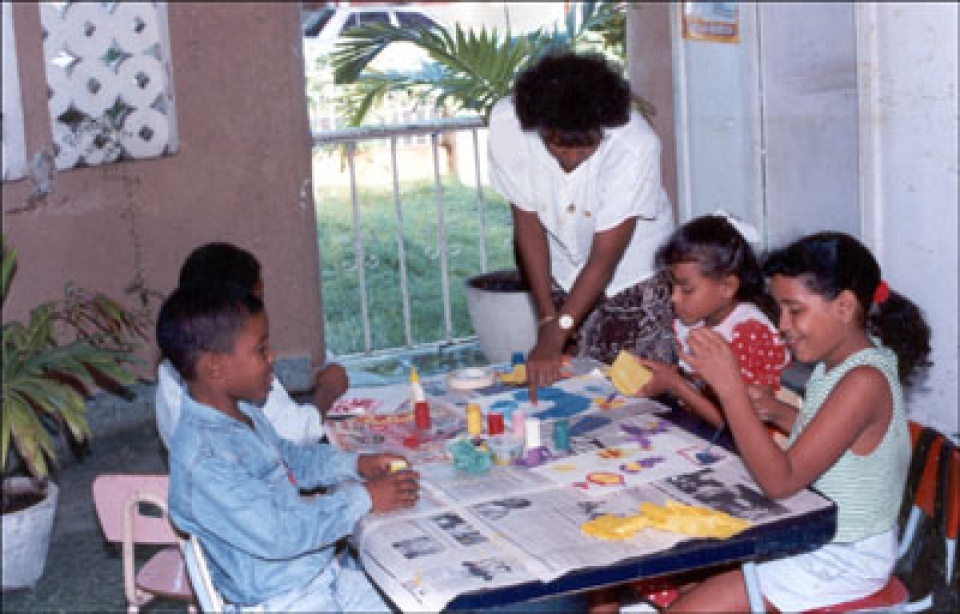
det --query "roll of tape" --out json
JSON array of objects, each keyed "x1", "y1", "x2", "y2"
[{"x1": 447, "y1": 367, "x2": 496, "y2": 390}]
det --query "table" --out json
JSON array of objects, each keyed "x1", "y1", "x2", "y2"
[
  {"x1": 331, "y1": 364, "x2": 836, "y2": 612},
  {"x1": 440, "y1": 407, "x2": 836, "y2": 612}
]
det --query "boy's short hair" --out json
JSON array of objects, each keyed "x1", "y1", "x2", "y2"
[
  {"x1": 179, "y1": 242, "x2": 261, "y2": 292},
  {"x1": 156, "y1": 282, "x2": 263, "y2": 381}
]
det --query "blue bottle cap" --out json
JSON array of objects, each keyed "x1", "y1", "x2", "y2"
[{"x1": 511, "y1": 351, "x2": 525, "y2": 366}]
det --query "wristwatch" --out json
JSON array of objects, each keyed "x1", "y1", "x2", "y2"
[{"x1": 558, "y1": 314, "x2": 575, "y2": 330}]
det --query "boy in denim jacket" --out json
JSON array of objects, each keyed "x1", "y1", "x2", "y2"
[{"x1": 157, "y1": 283, "x2": 419, "y2": 611}]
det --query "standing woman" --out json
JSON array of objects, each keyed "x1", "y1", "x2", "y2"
[{"x1": 488, "y1": 52, "x2": 676, "y2": 399}]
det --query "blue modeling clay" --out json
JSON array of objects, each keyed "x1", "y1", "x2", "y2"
[
  {"x1": 513, "y1": 387, "x2": 591, "y2": 421},
  {"x1": 449, "y1": 438, "x2": 493, "y2": 475}
]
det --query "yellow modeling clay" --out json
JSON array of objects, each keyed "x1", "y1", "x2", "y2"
[
  {"x1": 581, "y1": 514, "x2": 650, "y2": 541},
  {"x1": 581, "y1": 500, "x2": 751, "y2": 541},
  {"x1": 609, "y1": 350, "x2": 652, "y2": 395},
  {"x1": 640, "y1": 500, "x2": 751, "y2": 539},
  {"x1": 499, "y1": 364, "x2": 527, "y2": 385}
]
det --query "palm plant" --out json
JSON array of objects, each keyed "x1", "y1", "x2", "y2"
[
  {"x1": 329, "y1": 1, "x2": 637, "y2": 126},
  {"x1": 1, "y1": 234, "x2": 148, "y2": 483}
]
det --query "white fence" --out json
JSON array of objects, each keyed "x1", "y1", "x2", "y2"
[{"x1": 312, "y1": 116, "x2": 509, "y2": 358}]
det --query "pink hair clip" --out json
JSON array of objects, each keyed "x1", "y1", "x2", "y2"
[{"x1": 873, "y1": 280, "x2": 890, "y2": 305}]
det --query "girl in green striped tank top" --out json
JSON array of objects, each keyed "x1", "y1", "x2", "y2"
[{"x1": 665, "y1": 232, "x2": 931, "y2": 613}]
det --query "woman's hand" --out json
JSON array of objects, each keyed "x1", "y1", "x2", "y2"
[{"x1": 525, "y1": 330, "x2": 566, "y2": 403}]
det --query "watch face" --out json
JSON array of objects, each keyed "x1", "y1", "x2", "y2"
[{"x1": 559, "y1": 314, "x2": 574, "y2": 330}]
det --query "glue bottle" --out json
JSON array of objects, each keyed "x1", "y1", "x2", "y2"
[
  {"x1": 524, "y1": 416, "x2": 542, "y2": 452},
  {"x1": 511, "y1": 408, "x2": 526, "y2": 439},
  {"x1": 414, "y1": 400, "x2": 432, "y2": 430},
  {"x1": 409, "y1": 366, "x2": 425, "y2": 405}
]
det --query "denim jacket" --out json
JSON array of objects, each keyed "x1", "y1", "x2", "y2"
[{"x1": 168, "y1": 392, "x2": 371, "y2": 607}]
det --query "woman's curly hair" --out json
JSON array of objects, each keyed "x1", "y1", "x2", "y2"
[{"x1": 513, "y1": 52, "x2": 631, "y2": 135}]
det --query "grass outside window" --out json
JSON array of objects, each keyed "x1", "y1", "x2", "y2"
[{"x1": 315, "y1": 177, "x2": 515, "y2": 356}]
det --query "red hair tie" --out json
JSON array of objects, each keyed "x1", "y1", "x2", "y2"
[{"x1": 873, "y1": 280, "x2": 890, "y2": 305}]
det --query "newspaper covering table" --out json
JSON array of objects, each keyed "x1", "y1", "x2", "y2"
[{"x1": 332, "y1": 364, "x2": 834, "y2": 612}]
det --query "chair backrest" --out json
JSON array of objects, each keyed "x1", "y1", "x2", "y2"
[
  {"x1": 895, "y1": 424, "x2": 959, "y2": 612},
  {"x1": 181, "y1": 534, "x2": 225, "y2": 613},
  {"x1": 92, "y1": 474, "x2": 178, "y2": 545}
]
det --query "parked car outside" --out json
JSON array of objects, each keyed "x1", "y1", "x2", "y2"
[{"x1": 302, "y1": 5, "x2": 441, "y2": 72}]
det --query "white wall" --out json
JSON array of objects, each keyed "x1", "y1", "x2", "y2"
[
  {"x1": 856, "y1": 3, "x2": 958, "y2": 437},
  {"x1": 662, "y1": 2, "x2": 958, "y2": 437}
]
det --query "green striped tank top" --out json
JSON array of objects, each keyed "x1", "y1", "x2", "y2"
[{"x1": 787, "y1": 345, "x2": 910, "y2": 543}]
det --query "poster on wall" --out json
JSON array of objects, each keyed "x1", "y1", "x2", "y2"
[{"x1": 681, "y1": 2, "x2": 739, "y2": 43}]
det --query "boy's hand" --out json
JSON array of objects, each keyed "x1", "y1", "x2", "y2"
[
  {"x1": 365, "y1": 470, "x2": 420, "y2": 512},
  {"x1": 358, "y1": 453, "x2": 409, "y2": 479},
  {"x1": 312, "y1": 363, "x2": 349, "y2": 418}
]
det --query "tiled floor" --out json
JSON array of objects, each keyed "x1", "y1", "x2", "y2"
[{"x1": 2, "y1": 421, "x2": 174, "y2": 612}]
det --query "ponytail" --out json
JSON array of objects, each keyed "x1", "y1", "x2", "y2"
[{"x1": 868, "y1": 291, "x2": 932, "y2": 387}]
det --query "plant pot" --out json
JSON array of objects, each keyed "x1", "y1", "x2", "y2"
[
  {"x1": 465, "y1": 269, "x2": 537, "y2": 364},
  {"x1": 2, "y1": 478, "x2": 59, "y2": 590}
]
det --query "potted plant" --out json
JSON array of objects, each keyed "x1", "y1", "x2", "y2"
[
  {"x1": 464, "y1": 268, "x2": 538, "y2": 363},
  {"x1": 1, "y1": 234, "x2": 147, "y2": 589}
]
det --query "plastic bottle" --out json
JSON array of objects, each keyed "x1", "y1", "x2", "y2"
[
  {"x1": 466, "y1": 403, "x2": 483, "y2": 436},
  {"x1": 409, "y1": 366, "x2": 425, "y2": 405}
]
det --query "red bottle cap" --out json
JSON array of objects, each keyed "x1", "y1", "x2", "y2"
[{"x1": 487, "y1": 411, "x2": 505, "y2": 435}]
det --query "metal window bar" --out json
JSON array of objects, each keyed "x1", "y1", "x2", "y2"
[
  {"x1": 389, "y1": 136, "x2": 413, "y2": 347},
  {"x1": 344, "y1": 141, "x2": 371, "y2": 352},
  {"x1": 431, "y1": 131, "x2": 452, "y2": 341},
  {"x1": 470, "y1": 128, "x2": 488, "y2": 273},
  {"x1": 313, "y1": 117, "x2": 488, "y2": 356}
]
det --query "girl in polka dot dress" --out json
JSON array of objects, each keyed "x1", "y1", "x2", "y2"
[
  {"x1": 589, "y1": 214, "x2": 788, "y2": 614},
  {"x1": 633, "y1": 214, "x2": 788, "y2": 428}
]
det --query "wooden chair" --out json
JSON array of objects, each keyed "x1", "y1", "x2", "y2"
[
  {"x1": 91, "y1": 474, "x2": 196, "y2": 613},
  {"x1": 180, "y1": 533, "x2": 226, "y2": 613}
]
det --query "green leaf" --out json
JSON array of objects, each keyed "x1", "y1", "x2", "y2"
[
  {"x1": 2, "y1": 232, "x2": 146, "y2": 481},
  {"x1": 327, "y1": 2, "x2": 627, "y2": 127}
]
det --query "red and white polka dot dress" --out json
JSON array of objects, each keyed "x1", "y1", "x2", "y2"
[{"x1": 675, "y1": 302, "x2": 789, "y2": 389}]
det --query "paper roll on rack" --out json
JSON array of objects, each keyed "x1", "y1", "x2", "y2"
[{"x1": 447, "y1": 367, "x2": 496, "y2": 390}]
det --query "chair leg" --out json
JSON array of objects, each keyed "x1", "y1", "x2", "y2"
[
  {"x1": 742, "y1": 561, "x2": 765, "y2": 613},
  {"x1": 947, "y1": 538, "x2": 956, "y2": 581},
  {"x1": 898, "y1": 506, "x2": 923, "y2": 559},
  {"x1": 904, "y1": 594, "x2": 933, "y2": 612}
]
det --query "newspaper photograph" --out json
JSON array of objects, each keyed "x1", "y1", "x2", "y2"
[{"x1": 353, "y1": 430, "x2": 833, "y2": 611}]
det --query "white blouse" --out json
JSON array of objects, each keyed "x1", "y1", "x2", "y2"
[{"x1": 487, "y1": 98, "x2": 674, "y2": 297}]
